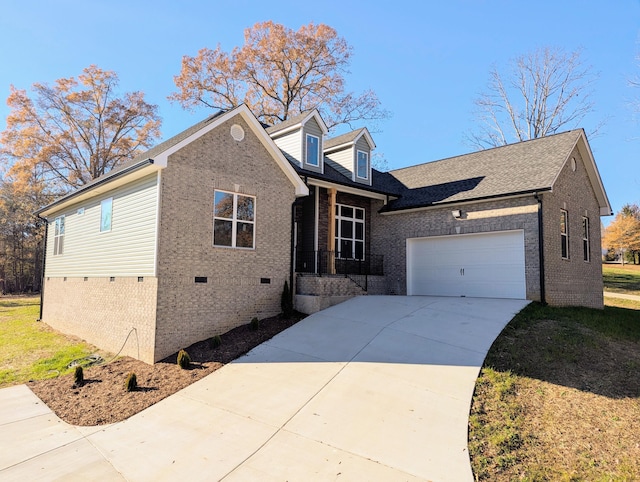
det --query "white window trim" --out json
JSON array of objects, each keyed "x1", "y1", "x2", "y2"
[
  {"x1": 100, "y1": 197, "x2": 113, "y2": 233},
  {"x1": 561, "y1": 209, "x2": 569, "y2": 260},
  {"x1": 53, "y1": 215, "x2": 65, "y2": 256},
  {"x1": 306, "y1": 133, "x2": 320, "y2": 167},
  {"x1": 582, "y1": 216, "x2": 590, "y2": 262},
  {"x1": 335, "y1": 203, "x2": 365, "y2": 260},
  {"x1": 356, "y1": 150, "x2": 369, "y2": 180},
  {"x1": 213, "y1": 190, "x2": 256, "y2": 249}
]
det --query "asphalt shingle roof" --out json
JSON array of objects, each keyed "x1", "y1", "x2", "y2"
[
  {"x1": 324, "y1": 129, "x2": 365, "y2": 150},
  {"x1": 265, "y1": 111, "x2": 311, "y2": 135},
  {"x1": 380, "y1": 129, "x2": 582, "y2": 211},
  {"x1": 291, "y1": 160, "x2": 397, "y2": 196},
  {"x1": 38, "y1": 107, "x2": 587, "y2": 216}
]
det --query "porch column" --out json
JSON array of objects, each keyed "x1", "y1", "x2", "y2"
[{"x1": 328, "y1": 188, "x2": 336, "y2": 274}]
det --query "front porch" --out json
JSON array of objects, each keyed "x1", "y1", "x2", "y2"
[
  {"x1": 292, "y1": 184, "x2": 388, "y2": 314},
  {"x1": 293, "y1": 250, "x2": 386, "y2": 314}
]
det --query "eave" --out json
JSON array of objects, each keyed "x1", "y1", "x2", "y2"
[{"x1": 35, "y1": 159, "x2": 159, "y2": 218}]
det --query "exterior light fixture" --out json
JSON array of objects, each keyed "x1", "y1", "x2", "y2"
[{"x1": 451, "y1": 209, "x2": 462, "y2": 219}]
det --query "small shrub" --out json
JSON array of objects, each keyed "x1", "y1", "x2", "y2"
[
  {"x1": 250, "y1": 317, "x2": 260, "y2": 331},
  {"x1": 177, "y1": 349, "x2": 191, "y2": 369},
  {"x1": 73, "y1": 366, "x2": 84, "y2": 387},
  {"x1": 281, "y1": 280, "x2": 293, "y2": 317},
  {"x1": 124, "y1": 372, "x2": 137, "y2": 392},
  {"x1": 209, "y1": 335, "x2": 222, "y2": 349}
]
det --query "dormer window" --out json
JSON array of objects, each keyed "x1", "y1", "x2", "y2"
[
  {"x1": 357, "y1": 150, "x2": 369, "y2": 179},
  {"x1": 306, "y1": 134, "x2": 320, "y2": 167}
]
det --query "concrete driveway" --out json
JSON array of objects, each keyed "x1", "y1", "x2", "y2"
[{"x1": 0, "y1": 295, "x2": 528, "y2": 481}]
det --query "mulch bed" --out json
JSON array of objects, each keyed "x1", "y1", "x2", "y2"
[{"x1": 29, "y1": 312, "x2": 305, "y2": 426}]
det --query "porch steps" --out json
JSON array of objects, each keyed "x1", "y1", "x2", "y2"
[{"x1": 294, "y1": 274, "x2": 386, "y2": 314}]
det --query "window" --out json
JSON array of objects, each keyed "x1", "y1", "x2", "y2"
[
  {"x1": 306, "y1": 134, "x2": 319, "y2": 167},
  {"x1": 335, "y1": 204, "x2": 365, "y2": 259},
  {"x1": 356, "y1": 150, "x2": 369, "y2": 179},
  {"x1": 53, "y1": 216, "x2": 65, "y2": 256},
  {"x1": 213, "y1": 190, "x2": 255, "y2": 249},
  {"x1": 100, "y1": 198, "x2": 112, "y2": 232},
  {"x1": 560, "y1": 210, "x2": 569, "y2": 259},
  {"x1": 582, "y1": 217, "x2": 590, "y2": 262}
]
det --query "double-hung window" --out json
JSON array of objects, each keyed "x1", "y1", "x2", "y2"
[
  {"x1": 306, "y1": 134, "x2": 319, "y2": 167},
  {"x1": 53, "y1": 216, "x2": 65, "y2": 256},
  {"x1": 335, "y1": 204, "x2": 365, "y2": 260},
  {"x1": 560, "y1": 210, "x2": 569, "y2": 259},
  {"x1": 582, "y1": 216, "x2": 590, "y2": 262},
  {"x1": 213, "y1": 190, "x2": 255, "y2": 249},
  {"x1": 356, "y1": 150, "x2": 369, "y2": 179}
]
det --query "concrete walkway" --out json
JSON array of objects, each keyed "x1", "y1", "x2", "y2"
[
  {"x1": 604, "y1": 290, "x2": 640, "y2": 302},
  {"x1": 0, "y1": 296, "x2": 529, "y2": 481}
]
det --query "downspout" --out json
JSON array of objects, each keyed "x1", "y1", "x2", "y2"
[
  {"x1": 534, "y1": 193, "x2": 546, "y2": 305},
  {"x1": 289, "y1": 200, "x2": 296, "y2": 304},
  {"x1": 37, "y1": 214, "x2": 48, "y2": 321}
]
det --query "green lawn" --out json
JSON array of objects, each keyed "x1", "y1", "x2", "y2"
[
  {"x1": 0, "y1": 296, "x2": 102, "y2": 388},
  {"x1": 603, "y1": 263, "x2": 640, "y2": 296}
]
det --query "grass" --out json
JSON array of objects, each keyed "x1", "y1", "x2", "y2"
[
  {"x1": 604, "y1": 295, "x2": 640, "y2": 310},
  {"x1": 0, "y1": 296, "x2": 102, "y2": 388},
  {"x1": 603, "y1": 263, "x2": 640, "y2": 296},
  {"x1": 469, "y1": 301, "x2": 640, "y2": 480}
]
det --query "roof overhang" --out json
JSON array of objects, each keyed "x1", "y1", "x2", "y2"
[
  {"x1": 153, "y1": 104, "x2": 308, "y2": 197},
  {"x1": 268, "y1": 109, "x2": 329, "y2": 138},
  {"x1": 379, "y1": 190, "x2": 549, "y2": 215},
  {"x1": 306, "y1": 177, "x2": 393, "y2": 202},
  {"x1": 324, "y1": 127, "x2": 376, "y2": 154},
  {"x1": 36, "y1": 159, "x2": 160, "y2": 218},
  {"x1": 568, "y1": 131, "x2": 612, "y2": 216}
]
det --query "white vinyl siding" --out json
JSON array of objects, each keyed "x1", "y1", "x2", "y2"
[
  {"x1": 326, "y1": 147, "x2": 354, "y2": 180},
  {"x1": 272, "y1": 130, "x2": 302, "y2": 166},
  {"x1": 45, "y1": 173, "x2": 159, "y2": 277}
]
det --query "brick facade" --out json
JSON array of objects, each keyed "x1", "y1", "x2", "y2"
[
  {"x1": 371, "y1": 196, "x2": 542, "y2": 299},
  {"x1": 42, "y1": 277, "x2": 158, "y2": 363},
  {"x1": 541, "y1": 147, "x2": 604, "y2": 308},
  {"x1": 153, "y1": 116, "x2": 297, "y2": 361}
]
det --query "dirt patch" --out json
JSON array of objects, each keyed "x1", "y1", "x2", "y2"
[
  {"x1": 29, "y1": 312, "x2": 305, "y2": 426},
  {"x1": 470, "y1": 317, "x2": 640, "y2": 480}
]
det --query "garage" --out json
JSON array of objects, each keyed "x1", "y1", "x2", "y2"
[{"x1": 406, "y1": 230, "x2": 526, "y2": 299}]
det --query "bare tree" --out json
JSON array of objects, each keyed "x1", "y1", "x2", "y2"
[
  {"x1": 170, "y1": 21, "x2": 389, "y2": 132},
  {"x1": 467, "y1": 47, "x2": 599, "y2": 149}
]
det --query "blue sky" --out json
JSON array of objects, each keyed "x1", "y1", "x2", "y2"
[{"x1": 1, "y1": 1, "x2": 638, "y2": 224}]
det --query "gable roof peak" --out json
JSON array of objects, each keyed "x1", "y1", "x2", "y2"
[
  {"x1": 265, "y1": 109, "x2": 328, "y2": 136},
  {"x1": 324, "y1": 127, "x2": 376, "y2": 152}
]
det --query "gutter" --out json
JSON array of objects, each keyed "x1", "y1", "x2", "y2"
[
  {"x1": 534, "y1": 192, "x2": 546, "y2": 305},
  {"x1": 379, "y1": 187, "x2": 553, "y2": 215},
  {"x1": 35, "y1": 158, "x2": 156, "y2": 216},
  {"x1": 289, "y1": 200, "x2": 296, "y2": 305}
]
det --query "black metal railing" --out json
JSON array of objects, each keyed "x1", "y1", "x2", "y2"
[{"x1": 295, "y1": 250, "x2": 383, "y2": 276}]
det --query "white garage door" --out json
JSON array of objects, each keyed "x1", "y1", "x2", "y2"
[{"x1": 407, "y1": 230, "x2": 526, "y2": 299}]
